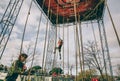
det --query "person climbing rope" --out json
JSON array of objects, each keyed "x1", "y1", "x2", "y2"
[
  {"x1": 5, "y1": 53, "x2": 28, "y2": 81},
  {"x1": 54, "y1": 38, "x2": 63, "y2": 59}
]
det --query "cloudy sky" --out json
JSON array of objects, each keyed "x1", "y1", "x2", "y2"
[{"x1": 0, "y1": 0, "x2": 120, "y2": 75}]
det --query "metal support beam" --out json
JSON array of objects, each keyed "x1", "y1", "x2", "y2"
[{"x1": 0, "y1": 0, "x2": 24, "y2": 59}]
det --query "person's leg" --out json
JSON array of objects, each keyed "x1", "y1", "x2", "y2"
[
  {"x1": 58, "y1": 45, "x2": 62, "y2": 59},
  {"x1": 54, "y1": 47, "x2": 59, "y2": 53},
  {"x1": 58, "y1": 45, "x2": 62, "y2": 53},
  {"x1": 54, "y1": 45, "x2": 62, "y2": 54},
  {"x1": 59, "y1": 53, "x2": 61, "y2": 59}
]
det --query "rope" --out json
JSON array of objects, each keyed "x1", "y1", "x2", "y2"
[
  {"x1": 91, "y1": 21, "x2": 102, "y2": 68},
  {"x1": 73, "y1": 0, "x2": 78, "y2": 81},
  {"x1": 0, "y1": 0, "x2": 19, "y2": 44},
  {"x1": 0, "y1": 0, "x2": 16, "y2": 37},
  {"x1": 21, "y1": 0, "x2": 46, "y2": 79},
  {"x1": 31, "y1": 2, "x2": 46, "y2": 79},
  {"x1": 52, "y1": 27, "x2": 57, "y2": 68},
  {"x1": 78, "y1": 15, "x2": 84, "y2": 81},
  {"x1": 67, "y1": 19, "x2": 70, "y2": 74},
  {"x1": 20, "y1": 0, "x2": 33, "y2": 54},
  {"x1": 58, "y1": 25, "x2": 60, "y2": 60},
  {"x1": 52, "y1": 3, "x2": 58, "y2": 67},
  {"x1": 73, "y1": 0, "x2": 86, "y2": 80},
  {"x1": 0, "y1": 0, "x2": 24, "y2": 60},
  {"x1": 97, "y1": 20, "x2": 108, "y2": 80},
  {"x1": 27, "y1": 4, "x2": 43, "y2": 81},
  {"x1": 52, "y1": 0, "x2": 59, "y2": 68},
  {"x1": 0, "y1": 0, "x2": 12, "y2": 23},
  {"x1": 91, "y1": 20, "x2": 104, "y2": 81},
  {"x1": 58, "y1": 26, "x2": 60, "y2": 39},
  {"x1": 73, "y1": 24, "x2": 78, "y2": 81},
  {"x1": 61, "y1": 6, "x2": 65, "y2": 72},
  {"x1": 53, "y1": 0, "x2": 60, "y2": 68},
  {"x1": 41, "y1": 0, "x2": 51, "y2": 74},
  {"x1": 105, "y1": 2, "x2": 120, "y2": 47},
  {"x1": 44, "y1": 10, "x2": 52, "y2": 68},
  {"x1": 101, "y1": 19, "x2": 114, "y2": 81},
  {"x1": 62, "y1": 17, "x2": 65, "y2": 72},
  {"x1": 0, "y1": 0, "x2": 23, "y2": 42},
  {"x1": 40, "y1": 0, "x2": 49, "y2": 69}
]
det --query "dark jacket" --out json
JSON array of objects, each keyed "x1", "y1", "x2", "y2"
[{"x1": 6, "y1": 60, "x2": 24, "y2": 81}]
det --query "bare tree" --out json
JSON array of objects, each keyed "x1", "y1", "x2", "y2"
[
  {"x1": 84, "y1": 41, "x2": 104, "y2": 80},
  {"x1": 116, "y1": 64, "x2": 120, "y2": 76}
]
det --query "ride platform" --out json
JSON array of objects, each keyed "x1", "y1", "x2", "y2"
[{"x1": 36, "y1": 0, "x2": 105, "y2": 24}]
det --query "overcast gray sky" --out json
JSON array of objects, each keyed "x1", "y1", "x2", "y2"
[{"x1": 0, "y1": 0, "x2": 120, "y2": 75}]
